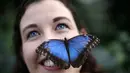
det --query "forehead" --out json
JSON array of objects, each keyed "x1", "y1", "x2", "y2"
[{"x1": 20, "y1": 0, "x2": 74, "y2": 30}]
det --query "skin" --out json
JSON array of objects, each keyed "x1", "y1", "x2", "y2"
[{"x1": 20, "y1": 0, "x2": 82, "y2": 73}]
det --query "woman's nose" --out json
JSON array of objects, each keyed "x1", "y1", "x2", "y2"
[{"x1": 42, "y1": 32, "x2": 59, "y2": 41}]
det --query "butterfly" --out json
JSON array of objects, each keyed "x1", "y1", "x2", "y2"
[{"x1": 36, "y1": 34, "x2": 100, "y2": 69}]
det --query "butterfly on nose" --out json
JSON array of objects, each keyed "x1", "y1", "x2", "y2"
[{"x1": 36, "y1": 34, "x2": 100, "y2": 69}]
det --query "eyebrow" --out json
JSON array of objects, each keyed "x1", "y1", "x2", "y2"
[
  {"x1": 53, "y1": 17, "x2": 71, "y2": 22},
  {"x1": 22, "y1": 17, "x2": 71, "y2": 33},
  {"x1": 22, "y1": 24, "x2": 38, "y2": 33}
]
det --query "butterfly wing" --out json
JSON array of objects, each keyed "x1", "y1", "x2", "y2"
[
  {"x1": 37, "y1": 39, "x2": 70, "y2": 69},
  {"x1": 45, "y1": 40, "x2": 69, "y2": 62},
  {"x1": 68, "y1": 35, "x2": 100, "y2": 67}
]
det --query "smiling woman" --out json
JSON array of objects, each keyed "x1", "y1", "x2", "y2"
[{"x1": 13, "y1": 0, "x2": 102, "y2": 73}]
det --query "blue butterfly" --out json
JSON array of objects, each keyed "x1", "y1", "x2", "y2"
[{"x1": 36, "y1": 34, "x2": 100, "y2": 69}]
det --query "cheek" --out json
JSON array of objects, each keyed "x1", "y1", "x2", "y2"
[
  {"x1": 22, "y1": 41, "x2": 42, "y2": 68},
  {"x1": 65, "y1": 29, "x2": 79, "y2": 39}
]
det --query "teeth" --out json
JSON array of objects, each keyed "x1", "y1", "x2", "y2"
[
  {"x1": 44, "y1": 60, "x2": 55, "y2": 67},
  {"x1": 38, "y1": 54, "x2": 47, "y2": 62}
]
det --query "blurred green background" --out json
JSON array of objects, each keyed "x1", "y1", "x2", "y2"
[{"x1": 0, "y1": 0, "x2": 129, "y2": 73}]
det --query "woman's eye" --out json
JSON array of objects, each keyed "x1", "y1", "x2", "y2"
[
  {"x1": 27, "y1": 31, "x2": 40, "y2": 39},
  {"x1": 55, "y1": 23, "x2": 69, "y2": 30}
]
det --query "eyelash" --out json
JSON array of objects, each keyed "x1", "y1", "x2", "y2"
[
  {"x1": 27, "y1": 30, "x2": 40, "y2": 39},
  {"x1": 55, "y1": 23, "x2": 69, "y2": 30},
  {"x1": 26, "y1": 23, "x2": 69, "y2": 40}
]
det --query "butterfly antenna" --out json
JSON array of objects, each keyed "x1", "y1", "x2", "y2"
[{"x1": 64, "y1": 38, "x2": 71, "y2": 66}]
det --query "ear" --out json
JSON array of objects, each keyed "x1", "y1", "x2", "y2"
[{"x1": 79, "y1": 28, "x2": 87, "y2": 35}]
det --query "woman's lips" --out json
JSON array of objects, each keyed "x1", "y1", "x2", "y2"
[
  {"x1": 38, "y1": 53, "x2": 61, "y2": 71},
  {"x1": 40, "y1": 62, "x2": 61, "y2": 71},
  {"x1": 39, "y1": 59, "x2": 61, "y2": 71},
  {"x1": 42, "y1": 66, "x2": 60, "y2": 71}
]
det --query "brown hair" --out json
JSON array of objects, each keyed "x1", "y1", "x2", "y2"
[{"x1": 13, "y1": 0, "x2": 102, "y2": 73}]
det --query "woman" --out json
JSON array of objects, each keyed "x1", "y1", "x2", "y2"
[{"x1": 13, "y1": 0, "x2": 101, "y2": 73}]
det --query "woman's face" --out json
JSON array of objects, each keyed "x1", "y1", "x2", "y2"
[{"x1": 20, "y1": 0, "x2": 80, "y2": 73}]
